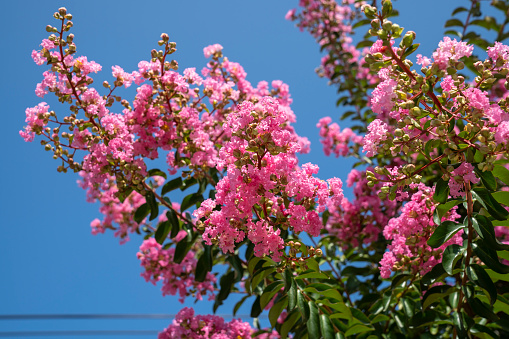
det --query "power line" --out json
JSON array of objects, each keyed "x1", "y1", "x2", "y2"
[{"x1": 0, "y1": 330, "x2": 159, "y2": 337}]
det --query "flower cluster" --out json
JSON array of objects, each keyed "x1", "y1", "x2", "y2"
[
  {"x1": 379, "y1": 185, "x2": 462, "y2": 278},
  {"x1": 316, "y1": 116, "x2": 363, "y2": 157},
  {"x1": 137, "y1": 238, "x2": 216, "y2": 303},
  {"x1": 194, "y1": 97, "x2": 344, "y2": 261}
]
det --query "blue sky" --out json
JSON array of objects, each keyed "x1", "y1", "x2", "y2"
[{"x1": 1, "y1": 0, "x2": 473, "y2": 337}]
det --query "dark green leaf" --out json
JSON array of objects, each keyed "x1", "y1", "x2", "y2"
[
  {"x1": 288, "y1": 279, "x2": 297, "y2": 311},
  {"x1": 269, "y1": 296, "x2": 288, "y2": 328},
  {"x1": 195, "y1": 245, "x2": 212, "y2": 282},
  {"x1": 233, "y1": 295, "x2": 249, "y2": 317},
  {"x1": 470, "y1": 324, "x2": 498, "y2": 339},
  {"x1": 409, "y1": 310, "x2": 452, "y2": 328},
  {"x1": 467, "y1": 264, "x2": 497, "y2": 305},
  {"x1": 180, "y1": 177, "x2": 198, "y2": 191},
  {"x1": 173, "y1": 231, "x2": 191, "y2": 264},
  {"x1": 214, "y1": 270, "x2": 235, "y2": 312},
  {"x1": 468, "y1": 297, "x2": 499, "y2": 321},
  {"x1": 167, "y1": 209, "x2": 180, "y2": 239},
  {"x1": 474, "y1": 215, "x2": 509, "y2": 251},
  {"x1": 345, "y1": 324, "x2": 374, "y2": 337},
  {"x1": 154, "y1": 220, "x2": 170, "y2": 244},
  {"x1": 433, "y1": 177, "x2": 450, "y2": 204},
  {"x1": 180, "y1": 193, "x2": 204, "y2": 212},
  {"x1": 281, "y1": 310, "x2": 301, "y2": 339},
  {"x1": 161, "y1": 177, "x2": 182, "y2": 196},
  {"x1": 472, "y1": 187, "x2": 509, "y2": 220},
  {"x1": 303, "y1": 283, "x2": 343, "y2": 301},
  {"x1": 250, "y1": 295, "x2": 262, "y2": 318},
  {"x1": 307, "y1": 301, "x2": 320, "y2": 339},
  {"x1": 260, "y1": 282, "x2": 284, "y2": 309},
  {"x1": 427, "y1": 221, "x2": 465, "y2": 248},
  {"x1": 421, "y1": 262, "x2": 447, "y2": 286},
  {"x1": 227, "y1": 255, "x2": 244, "y2": 282},
  {"x1": 147, "y1": 168, "x2": 167, "y2": 179},
  {"x1": 391, "y1": 274, "x2": 411, "y2": 290},
  {"x1": 134, "y1": 203, "x2": 149, "y2": 224},
  {"x1": 442, "y1": 244, "x2": 465, "y2": 275},
  {"x1": 452, "y1": 6, "x2": 468, "y2": 15},
  {"x1": 422, "y1": 285, "x2": 456, "y2": 309},
  {"x1": 402, "y1": 43, "x2": 420, "y2": 59},
  {"x1": 146, "y1": 191, "x2": 159, "y2": 221},
  {"x1": 320, "y1": 314, "x2": 335, "y2": 339},
  {"x1": 352, "y1": 19, "x2": 371, "y2": 29},
  {"x1": 297, "y1": 291, "x2": 310, "y2": 322},
  {"x1": 472, "y1": 242, "x2": 509, "y2": 274},
  {"x1": 475, "y1": 167, "x2": 497, "y2": 191},
  {"x1": 445, "y1": 18, "x2": 464, "y2": 28}
]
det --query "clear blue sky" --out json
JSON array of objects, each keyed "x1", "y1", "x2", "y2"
[{"x1": 0, "y1": 0, "x2": 474, "y2": 337}]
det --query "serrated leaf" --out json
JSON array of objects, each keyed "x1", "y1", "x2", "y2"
[
  {"x1": 161, "y1": 177, "x2": 182, "y2": 196},
  {"x1": 442, "y1": 244, "x2": 465, "y2": 275},
  {"x1": 427, "y1": 221, "x2": 465, "y2": 248}
]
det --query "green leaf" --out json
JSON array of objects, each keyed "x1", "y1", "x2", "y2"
[
  {"x1": 295, "y1": 271, "x2": 329, "y2": 280},
  {"x1": 195, "y1": 245, "x2": 212, "y2": 282},
  {"x1": 475, "y1": 167, "x2": 497, "y2": 191},
  {"x1": 214, "y1": 271, "x2": 235, "y2": 312},
  {"x1": 452, "y1": 6, "x2": 468, "y2": 15},
  {"x1": 288, "y1": 279, "x2": 297, "y2": 311},
  {"x1": 442, "y1": 244, "x2": 465, "y2": 275},
  {"x1": 281, "y1": 310, "x2": 301, "y2": 339},
  {"x1": 472, "y1": 187, "x2": 509, "y2": 220},
  {"x1": 352, "y1": 19, "x2": 371, "y2": 29},
  {"x1": 472, "y1": 242, "x2": 509, "y2": 274},
  {"x1": 433, "y1": 199, "x2": 462, "y2": 225},
  {"x1": 250, "y1": 295, "x2": 262, "y2": 318},
  {"x1": 269, "y1": 295, "x2": 288, "y2": 328},
  {"x1": 409, "y1": 310, "x2": 452, "y2": 328},
  {"x1": 298, "y1": 291, "x2": 310, "y2": 322},
  {"x1": 320, "y1": 314, "x2": 335, "y2": 339},
  {"x1": 370, "y1": 314, "x2": 390, "y2": 324},
  {"x1": 493, "y1": 164, "x2": 509, "y2": 186},
  {"x1": 402, "y1": 43, "x2": 420, "y2": 59},
  {"x1": 233, "y1": 295, "x2": 249, "y2": 317},
  {"x1": 180, "y1": 177, "x2": 198, "y2": 191},
  {"x1": 173, "y1": 230, "x2": 192, "y2": 264},
  {"x1": 161, "y1": 177, "x2": 182, "y2": 196},
  {"x1": 427, "y1": 221, "x2": 465, "y2": 248},
  {"x1": 146, "y1": 191, "x2": 159, "y2": 221},
  {"x1": 421, "y1": 263, "x2": 447, "y2": 286},
  {"x1": 468, "y1": 297, "x2": 499, "y2": 321},
  {"x1": 154, "y1": 220, "x2": 171, "y2": 244},
  {"x1": 470, "y1": 324, "x2": 499, "y2": 339},
  {"x1": 467, "y1": 264, "x2": 497, "y2": 305},
  {"x1": 318, "y1": 299, "x2": 352, "y2": 320},
  {"x1": 433, "y1": 178, "x2": 450, "y2": 204},
  {"x1": 260, "y1": 282, "x2": 284, "y2": 309},
  {"x1": 307, "y1": 301, "x2": 320, "y2": 339},
  {"x1": 474, "y1": 215, "x2": 509, "y2": 251},
  {"x1": 303, "y1": 283, "x2": 343, "y2": 301},
  {"x1": 391, "y1": 274, "x2": 411, "y2": 290},
  {"x1": 167, "y1": 209, "x2": 180, "y2": 239},
  {"x1": 445, "y1": 18, "x2": 464, "y2": 28},
  {"x1": 147, "y1": 168, "x2": 167, "y2": 179},
  {"x1": 180, "y1": 192, "x2": 204, "y2": 212},
  {"x1": 345, "y1": 324, "x2": 374, "y2": 337},
  {"x1": 493, "y1": 191, "x2": 509, "y2": 207},
  {"x1": 134, "y1": 203, "x2": 149, "y2": 224},
  {"x1": 422, "y1": 285, "x2": 456, "y2": 309}
]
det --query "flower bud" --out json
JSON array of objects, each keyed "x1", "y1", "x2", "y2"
[{"x1": 382, "y1": 0, "x2": 393, "y2": 16}]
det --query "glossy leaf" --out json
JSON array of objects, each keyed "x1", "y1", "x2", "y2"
[
  {"x1": 467, "y1": 264, "x2": 497, "y2": 305},
  {"x1": 307, "y1": 301, "x2": 320, "y2": 339},
  {"x1": 474, "y1": 215, "x2": 509, "y2": 251},
  {"x1": 195, "y1": 245, "x2": 212, "y2": 282},
  {"x1": 475, "y1": 167, "x2": 497, "y2": 191},
  {"x1": 180, "y1": 192, "x2": 204, "y2": 212},
  {"x1": 297, "y1": 291, "x2": 310, "y2": 322},
  {"x1": 472, "y1": 242, "x2": 509, "y2": 274},
  {"x1": 427, "y1": 221, "x2": 465, "y2": 248},
  {"x1": 493, "y1": 164, "x2": 509, "y2": 186},
  {"x1": 269, "y1": 296, "x2": 288, "y2": 328},
  {"x1": 260, "y1": 282, "x2": 284, "y2": 309},
  {"x1": 161, "y1": 177, "x2": 182, "y2": 196},
  {"x1": 154, "y1": 220, "x2": 170, "y2": 244},
  {"x1": 134, "y1": 203, "x2": 149, "y2": 224},
  {"x1": 433, "y1": 177, "x2": 450, "y2": 204},
  {"x1": 303, "y1": 283, "x2": 343, "y2": 302},
  {"x1": 345, "y1": 324, "x2": 374, "y2": 337},
  {"x1": 320, "y1": 314, "x2": 335, "y2": 339},
  {"x1": 442, "y1": 244, "x2": 465, "y2": 275},
  {"x1": 147, "y1": 168, "x2": 167, "y2": 180},
  {"x1": 472, "y1": 187, "x2": 509, "y2": 220},
  {"x1": 167, "y1": 209, "x2": 180, "y2": 239},
  {"x1": 280, "y1": 309, "x2": 301, "y2": 339}
]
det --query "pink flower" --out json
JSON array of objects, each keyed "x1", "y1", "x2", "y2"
[
  {"x1": 203, "y1": 44, "x2": 223, "y2": 58},
  {"x1": 363, "y1": 119, "x2": 388, "y2": 157}
]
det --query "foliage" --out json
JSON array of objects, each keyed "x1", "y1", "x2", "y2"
[{"x1": 21, "y1": 1, "x2": 509, "y2": 338}]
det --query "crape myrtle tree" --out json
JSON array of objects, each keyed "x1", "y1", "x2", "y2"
[{"x1": 20, "y1": 0, "x2": 509, "y2": 337}]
